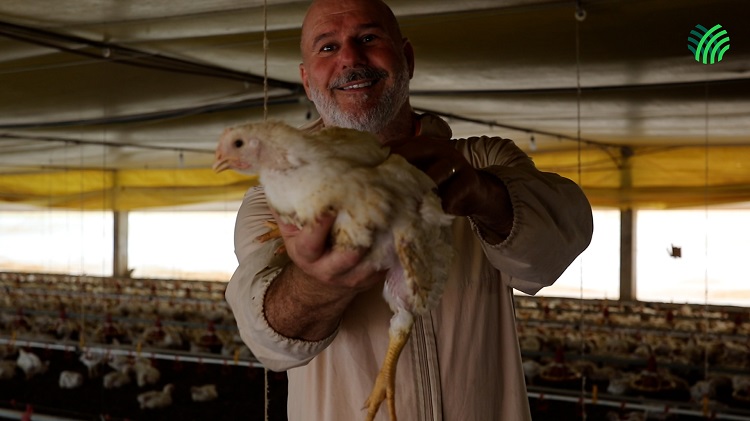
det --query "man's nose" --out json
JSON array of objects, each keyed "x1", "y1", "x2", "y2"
[{"x1": 338, "y1": 39, "x2": 367, "y2": 67}]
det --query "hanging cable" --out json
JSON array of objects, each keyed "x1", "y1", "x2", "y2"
[
  {"x1": 79, "y1": 136, "x2": 87, "y2": 349},
  {"x1": 574, "y1": 2, "x2": 587, "y2": 419},
  {"x1": 101, "y1": 133, "x2": 108, "y2": 278},
  {"x1": 261, "y1": 2, "x2": 270, "y2": 419},
  {"x1": 702, "y1": 82, "x2": 710, "y2": 382},
  {"x1": 263, "y1": 0, "x2": 269, "y2": 122},
  {"x1": 0, "y1": 20, "x2": 300, "y2": 92}
]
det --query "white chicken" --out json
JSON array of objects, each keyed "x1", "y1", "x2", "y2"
[
  {"x1": 103, "y1": 368, "x2": 132, "y2": 389},
  {"x1": 190, "y1": 321, "x2": 224, "y2": 354},
  {"x1": 58, "y1": 370, "x2": 84, "y2": 389},
  {"x1": 191, "y1": 383, "x2": 219, "y2": 402},
  {"x1": 522, "y1": 359, "x2": 542, "y2": 384},
  {"x1": 213, "y1": 121, "x2": 454, "y2": 421},
  {"x1": 137, "y1": 383, "x2": 174, "y2": 409},
  {"x1": 140, "y1": 318, "x2": 183, "y2": 350},
  {"x1": 606, "y1": 373, "x2": 633, "y2": 396},
  {"x1": 107, "y1": 354, "x2": 134, "y2": 372},
  {"x1": 16, "y1": 348, "x2": 49, "y2": 380},
  {"x1": 79, "y1": 349, "x2": 107, "y2": 378},
  {"x1": 134, "y1": 358, "x2": 161, "y2": 387}
]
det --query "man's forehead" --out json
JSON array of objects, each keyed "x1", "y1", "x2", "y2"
[
  {"x1": 305, "y1": 12, "x2": 381, "y2": 36},
  {"x1": 308, "y1": 20, "x2": 385, "y2": 42},
  {"x1": 301, "y1": 0, "x2": 396, "y2": 43}
]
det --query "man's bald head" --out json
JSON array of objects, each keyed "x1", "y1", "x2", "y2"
[{"x1": 300, "y1": 0, "x2": 403, "y2": 54}]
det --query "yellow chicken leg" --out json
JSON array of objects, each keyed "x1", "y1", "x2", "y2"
[
  {"x1": 255, "y1": 220, "x2": 280, "y2": 242},
  {"x1": 364, "y1": 325, "x2": 412, "y2": 421},
  {"x1": 255, "y1": 220, "x2": 286, "y2": 255}
]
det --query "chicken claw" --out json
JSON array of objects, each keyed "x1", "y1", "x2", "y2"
[
  {"x1": 364, "y1": 328, "x2": 411, "y2": 421},
  {"x1": 255, "y1": 220, "x2": 286, "y2": 255}
]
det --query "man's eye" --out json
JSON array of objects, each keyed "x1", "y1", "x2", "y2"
[
  {"x1": 361, "y1": 35, "x2": 376, "y2": 44},
  {"x1": 320, "y1": 44, "x2": 336, "y2": 52}
]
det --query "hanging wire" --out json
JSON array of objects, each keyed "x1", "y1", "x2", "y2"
[
  {"x1": 64, "y1": 140, "x2": 71, "y2": 274},
  {"x1": 102, "y1": 136, "x2": 107, "y2": 278},
  {"x1": 80, "y1": 138, "x2": 85, "y2": 275},
  {"x1": 575, "y1": 3, "x2": 584, "y2": 186},
  {"x1": 702, "y1": 82, "x2": 710, "y2": 382},
  {"x1": 262, "y1": 2, "x2": 270, "y2": 419},
  {"x1": 574, "y1": 2, "x2": 587, "y2": 419},
  {"x1": 79, "y1": 137, "x2": 87, "y2": 348},
  {"x1": 46, "y1": 157, "x2": 54, "y2": 271},
  {"x1": 263, "y1": 0, "x2": 269, "y2": 122}
]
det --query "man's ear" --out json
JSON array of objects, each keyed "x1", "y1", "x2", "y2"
[
  {"x1": 403, "y1": 38, "x2": 415, "y2": 79},
  {"x1": 299, "y1": 62, "x2": 313, "y2": 99}
]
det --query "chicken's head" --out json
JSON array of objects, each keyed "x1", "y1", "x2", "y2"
[{"x1": 213, "y1": 121, "x2": 308, "y2": 175}]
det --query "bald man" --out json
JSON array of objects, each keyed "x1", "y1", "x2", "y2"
[{"x1": 225, "y1": 1, "x2": 593, "y2": 420}]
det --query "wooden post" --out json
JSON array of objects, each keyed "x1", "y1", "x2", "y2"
[
  {"x1": 619, "y1": 208, "x2": 636, "y2": 301},
  {"x1": 619, "y1": 146, "x2": 636, "y2": 301},
  {"x1": 113, "y1": 210, "x2": 129, "y2": 277}
]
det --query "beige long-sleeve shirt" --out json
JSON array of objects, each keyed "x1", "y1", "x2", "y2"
[{"x1": 225, "y1": 114, "x2": 593, "y2": 421}]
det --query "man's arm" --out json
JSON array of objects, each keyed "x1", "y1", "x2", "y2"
[
  {"x1": 226, "y1": 187, "x2": 380, "y2": 371},
  {"x1": 263, "y1": 213, "x2": 383, "y2": 341},
  {"x1": 389, "y1": 134, "x2": 593, "y2": 292},
  {"x1": 264, "y1": 264, "x2": 354, "y2": 341},
  {"x1": 458, "y1": 136, "x2": 594, "y2": 293},
  {"x1": 447, "y1": 168, "x2": 514, "y2": 245}
]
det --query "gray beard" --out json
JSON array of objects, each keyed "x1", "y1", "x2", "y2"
[{"x1": 308, "y1": 66, "x2": 410, "y2": 133}]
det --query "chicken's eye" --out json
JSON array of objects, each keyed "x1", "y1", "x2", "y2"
[{"x1": 233, "y1": 139, "x2": 244, "y2": 148}]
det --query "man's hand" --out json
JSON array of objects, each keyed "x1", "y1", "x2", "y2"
[
  {"x1": 264, "y1": 209, "x2": 385, "y2": 341},
  {"x1": 387, "y1": 135, "x2": 514, "y2": 242},
  {"x1": 271, "y1": 209, "x2": 384, "y2": 290}
]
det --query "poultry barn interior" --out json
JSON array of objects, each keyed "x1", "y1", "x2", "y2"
[
  {"x1": 1, "y1": 0, "x2": 749, "y2": 420},
  {"x1": 2, "y1": 272, "x2": 749, "y2": 420}
]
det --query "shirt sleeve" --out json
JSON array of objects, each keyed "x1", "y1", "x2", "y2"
[
  {"x1": 456, "y1": 136, "x2": 594, "y2": 295},
  {"x1": 225, "y1": 186, "x2": 337, "y2": 371}
]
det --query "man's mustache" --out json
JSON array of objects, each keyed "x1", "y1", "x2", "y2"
[{"x1": 329, "y1": 67, "x2": 389, "y2": 88}]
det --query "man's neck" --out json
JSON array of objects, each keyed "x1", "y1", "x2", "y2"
[{"x1": 373, "y1": 107, "x2": 417, "y2": 145}]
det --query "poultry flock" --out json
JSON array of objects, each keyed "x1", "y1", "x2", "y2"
[
  {"x1": 0, "y1": 271, "x2": 287, "y2": 420},
  {"x1": 2, "y1": 271, "x2": 750, "y2": 420},
  {"x1": 516, "y1": 296, "x2": 750, "y2": 417}
]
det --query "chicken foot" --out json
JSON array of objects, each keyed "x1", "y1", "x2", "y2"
[
  {"x1": 255, "y1": 220, "x2": 286, "y2": 255},
  {"x1": 364, "y1": 326, "x2": 412, "y2": 421}
]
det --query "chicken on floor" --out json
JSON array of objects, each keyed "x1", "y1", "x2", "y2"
[{"x1": 137, "y1": 383, "x2": 174, "y2": 409}]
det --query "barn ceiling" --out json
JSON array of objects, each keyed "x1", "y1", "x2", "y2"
[{"x1": 0, "y1": 0, "x2": 748, "y2": 210}]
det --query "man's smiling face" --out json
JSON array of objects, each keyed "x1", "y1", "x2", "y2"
[{"x1": 299, "y1": 0, "x2": 413, "y2": 133}]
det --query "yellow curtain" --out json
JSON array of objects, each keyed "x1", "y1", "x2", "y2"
[
  {"x1": 0, "y1": 145, "x2": 747, "y2": 210},
  {"x1": 0, "y1": 168, "x2": 256, "y2": 210},
  {"x1": 520, "y1": 144, "x2": 749, "y2": 209}
]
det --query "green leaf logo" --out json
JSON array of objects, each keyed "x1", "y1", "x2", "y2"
[{"x1": 688, "y1": 24, "x2": 730, "y2": 65}]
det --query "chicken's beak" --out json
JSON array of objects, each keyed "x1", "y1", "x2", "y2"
[{"x1": 212, "y1": 158, "x2": 231, "y2": 173}]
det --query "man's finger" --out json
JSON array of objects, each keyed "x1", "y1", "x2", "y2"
[{"x1": 295, "y1": 212, "x2": 337, "y2": 261}]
